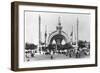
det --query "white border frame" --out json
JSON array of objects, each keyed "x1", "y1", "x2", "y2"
[{"x1": 18, "y1": 5, "x2": 96, "y2": 68}]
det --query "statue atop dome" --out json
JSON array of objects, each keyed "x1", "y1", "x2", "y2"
[{"x1": 56, "y1": 16, "x2": 62, "y2": 34}]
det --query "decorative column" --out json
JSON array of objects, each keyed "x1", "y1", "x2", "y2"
[
  {"x1": 45, "y1": 25, "x2": 47, "y2": 49},
  {"x1": 38, "y1": 15, "x2": 41, "y2": 54},
  {"x1": 76, "y1": 17, "x2": 79, "y2": 48}
]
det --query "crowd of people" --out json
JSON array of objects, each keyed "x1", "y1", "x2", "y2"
[{"x1": 25, "y1": 41, "x2": 90, "y2": 61}]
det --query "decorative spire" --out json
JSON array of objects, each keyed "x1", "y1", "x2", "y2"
[
  {"x1": 39, "y1": 14, "x2": 41, "y2": 44},
  {"x1": 70, "y1": 24, "x2": 73, "y2": 36},
  {"x1": 75, "y1": 17, "x2": 79, "y2": 48},
  {"x1": 45, "y1": 25, "x2": 47, "y2": 37},
  {"x1": 38, "y1": 14, "x2": 41, "y2": 53},
  {"x1": 76, "y1": 17, "x2": 79, "y2": 42},
  {"x1": 45, "y1": 25, "x2": 47, "y2": 46},
  {"x1": 39, "y1": 14, "x2": 41, "y2": 26},
  {"x1": 58, "y1": 16, "x2": 61, "y2": 26},
  {"x1": 56, "y1": 16, "x2": 62, "y2": 33}
]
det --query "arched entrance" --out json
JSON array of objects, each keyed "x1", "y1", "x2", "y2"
[
  {"x1": 50, "y1": 34, "x2": 66, "y2": 45},
  {"x1": 47, "y1": 31, "x2": 69, "y2": 45},
  {"x1": 49, "y1": 34, "x2": 67, "y2": 50},
  {"x1": 47, "y1": 30, "x2": 70, "y2": 51},
  {"x1": 47, "y1": 16, "x2": 70, "y2": 51}
]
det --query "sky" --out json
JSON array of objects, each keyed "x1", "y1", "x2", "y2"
[{"x1": 25, "y1": 11, "x2": 90, "y2": 45}]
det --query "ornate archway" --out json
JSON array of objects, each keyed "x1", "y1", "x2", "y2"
[
  {"x1": 47, "y1": 16, "x2": 70, "y2": 49},
  {"x1": 47, "y1": 31, "x2": 69, "y2": 45}
]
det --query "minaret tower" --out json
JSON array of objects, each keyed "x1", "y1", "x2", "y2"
[
  {"x1": 76, "y1": 17, "x2": 79, "y2": 46},
  {"x1": 75, "y1": 17, "x2": 79, "y2": 49},
  {"x1": 77, "y1": 17, "x2": 79, "y2": 44},
  {"x1": 45, "y1": 25, "x2": 47, "y2": 48},
  {"x1": 38, "y1": 15, "x2": 41, "y2": 54}
]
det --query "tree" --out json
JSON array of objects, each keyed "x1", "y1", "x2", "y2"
[
  {"x1": 62, "y1": 43, "x2": 73, "y2": 50},
  {"x1": 25, "y1": 43, "x2": 37, "y2": 50},
  {"x1": 78, "y1": 40, "x2": 86, "y2": 48}
]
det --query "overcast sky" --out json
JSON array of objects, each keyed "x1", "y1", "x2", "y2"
[{"x1": 25, "y1": 11, "x2": 90, "y2": 45}]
